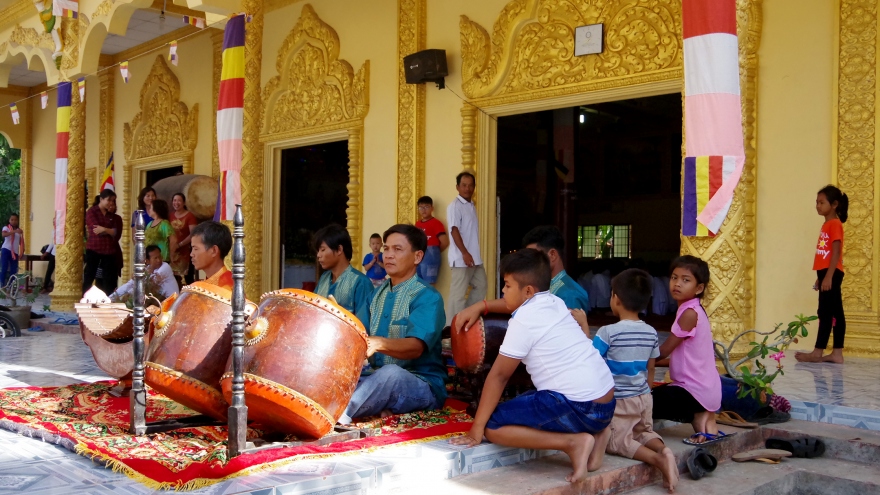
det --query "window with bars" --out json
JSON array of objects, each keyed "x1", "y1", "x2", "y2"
[{"x1": 577, "y1": 225, "x2": 632, "y2": 259}]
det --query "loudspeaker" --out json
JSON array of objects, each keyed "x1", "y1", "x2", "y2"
[{"x1": 404, "y1": 49, "x2": 448, "y2": 85}]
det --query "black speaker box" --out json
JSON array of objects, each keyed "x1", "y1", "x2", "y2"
[{"x1": 404, "y1": 49, "x2": 448, "y2": 84}]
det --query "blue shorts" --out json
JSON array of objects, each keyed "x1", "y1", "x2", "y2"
[
  {"x1": 417, "y1": 245, "x2": 441, "y2": 284},
  {"x1": 486, "y1": 390, "x2": 616, "y2": 434}
]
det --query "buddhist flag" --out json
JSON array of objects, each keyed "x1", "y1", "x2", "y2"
[
  {"x1": 55, "y1": 82, "x2": 71, "y2": 245},
  {"x1": 215, "y1": 14, "x2": 245, "y2": 221},
  {"x1": 169, "y1": 40, "x2": 178, "y2": 66},
  {"x1": 78, "y1": 77, "x2": 85, "y2": 101},
  {"x1": 682, "y1": 0, "x2": 744, "y2": 236},
  {"x1": 52, "y1": 0, "x2": 78, "y2": 17},
  {"x1": 40, "y1": 91, "x2": 48, "y2": 109},
  {"x1": 183, "y1": 15, "x2": 205, "y2": 28},
  {"x1": 9, "y1": 104, "x2": 19, "y2": 125},
  {"x1": 120, "y1": 61, "x2": 130, "y2": 83},
  {"x1": 100, "y1": 152, "x2": 115, "y2": 191}
]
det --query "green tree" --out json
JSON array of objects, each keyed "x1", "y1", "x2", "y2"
[{"x1": 0, "y1": 134, "x2": 21, "y2": 224}]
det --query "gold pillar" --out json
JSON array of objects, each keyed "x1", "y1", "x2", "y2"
[
  {"x1": 51, "y1": 85, "x2": 86, "y2": 311},
  {"x1": 241, "y1": 0, "x2": 264, "y2": 300},
  {"x1": 347, "y1": 127, "x2": 364, "y2": 264},
  {"x1": 98, "y1": 71, "x2": 116, "y2": 278},
  {"x1": 834, "y1": 0, "x2": 880, "y2": 356},
  {"x1": 19, "y1": 98, "x2": 32, "y2": 256},
  {"x1": 211, "y1": 29, "x2": 223, "y2": 180},
  {"x1": 396, "y1": 0, "x2": 426, "y2": 224},
  {"x1": 460, "y1": 104, "x2": 476, "y2": 176}
]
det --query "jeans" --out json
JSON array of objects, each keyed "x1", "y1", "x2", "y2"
[
  {"x1": 720, "y1": 376, "x2": 764, "y2": 420},
  {"x1": 486, "y1": 389, "x2": 615, "y2": 434},
  {"x1": 0, "y1": 248, "x2": 18, "y2": 287},
  {"x1": 417, "y1": 246, "x2": 441, "y2": 284},
  {"x1": 339, "y1": 364, "x2": 440, "y2": 424}
]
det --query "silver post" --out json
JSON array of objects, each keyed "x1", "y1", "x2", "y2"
[
  {"x1": 227, "y1": 204, "x2": 248, "y2": 457},
  {"x1": 129, "y1": 210, "x2": 147, "y2": 435}
]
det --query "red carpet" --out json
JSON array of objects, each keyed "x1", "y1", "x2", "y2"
[{"x1": 0, "y1": 381, "x2": 472, "y2": 490}]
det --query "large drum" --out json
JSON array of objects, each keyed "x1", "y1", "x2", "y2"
[
  {"x1": 151, "y1": 174, "x2": 218, "y2": 221},
  {"x1": 76, "y1": 302, "x2": 152, "y2": 395},
  {"x1": 145, "y1": 282, "x2": 255, "y2": 420},
  {"x1": 219, "y1": 289, "x2": 367, "y2": 438},
  {"x1": 450, "y1": 314, "x2": 511, "y2": 373}
]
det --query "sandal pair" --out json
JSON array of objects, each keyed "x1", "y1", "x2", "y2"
[
  {"x1": 766, "y1": 437, "x2": 825, "y2": 458},
  {"x1": 683, "y1": 430, "x2": 735, "y2": 445},
  {"x1": 716, "y1": 410, "x2": 759, "y2": 429}
]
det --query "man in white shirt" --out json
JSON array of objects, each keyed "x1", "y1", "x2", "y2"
[
  {"x1": 446, "y1": 172, "x2": 487, "y2": 324},
  {"x1": 110, "y1": 244, "x2": 179, "y2": 301}
]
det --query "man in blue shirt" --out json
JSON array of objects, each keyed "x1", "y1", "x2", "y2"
[
  {"x1": 453, "y1": 225, "x2": 590, "y2": 331},
  {"x1": 339, "y1": 224, "x2": 447, "y2": 424},
  {"x1": 313, "y1": 224, "x2": 373, "y2": 327}
]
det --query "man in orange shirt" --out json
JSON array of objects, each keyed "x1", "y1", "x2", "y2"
[{"x1": 190, "y1": 221, "x2": 233, "y2": 290}]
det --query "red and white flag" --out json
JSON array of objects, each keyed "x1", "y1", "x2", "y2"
[{"x1": 40, "y1": 91, "x2": 48, "y2": 109}]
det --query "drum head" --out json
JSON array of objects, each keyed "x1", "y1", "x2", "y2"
[{"x1": 450, "y1": 315, "x2": 487, "y2": 373}]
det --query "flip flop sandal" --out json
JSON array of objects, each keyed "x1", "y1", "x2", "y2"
[
  {"x1": 752, "y1": 406, "x2": 791, "y2": 425},
  {"x1": 716, "y1": 411, "x2": 759, "y2": 429},
  {"x1": 733, "y1": 449, "x2": 793, "y2": 463},
  {"x1": 765, "y1": 437, "x2": 826, "y2": 458},
  {"x1": 687, "y1": 447, "x2": 717, "y2": 480},
  {"x1": 683, "y1": 431, "x2": 736, "y2": 446}
]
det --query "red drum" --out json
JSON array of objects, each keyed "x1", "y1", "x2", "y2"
[
  {"x1": 450, "y1": 314, "x2": 511, "y2": 373},
  {"x1": 220, "y1": 289, "x2": 367, "y2": 438},
  {"x1": 145, "y1": 282, "x2": 255, "y2": 420}
]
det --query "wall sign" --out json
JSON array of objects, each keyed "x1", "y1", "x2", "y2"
[{"x1": 575, "y1": 24, "x2": 603, "y2": 56}]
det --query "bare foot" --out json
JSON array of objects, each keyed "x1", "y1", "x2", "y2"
[
  {"x1": 795, "y1": 351, "x2": 823, "y2": 363},
  {"x1": 822, "y1": 354, "x2": 844, "y2": 364},
  {"x1": 588, "y1": 427, "x2": 611, "y2": 471},
  {"x1": 661, "y1": 447, "x2": 678, "y2": 493},
  {"x1": 564, "y1": 433, "x2": 595, "y2": 483},
  {"x1": 380, "y1": 409, "x2": 394, "y2": 418}
]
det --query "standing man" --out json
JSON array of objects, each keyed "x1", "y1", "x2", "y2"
[
  {"x1": 339, "y1": 224, "x2": 446, "y2": 424},
  {"x1": 446, "y1": 172, "x2": 487, "y2": 324},
  {"x1": 0, "y1": 213, "x2": 23, "y2": 287}
]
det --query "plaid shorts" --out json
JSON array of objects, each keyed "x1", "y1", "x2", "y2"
[{"x1": 486, "y1": 390, "x2": 616, "y2": 435}]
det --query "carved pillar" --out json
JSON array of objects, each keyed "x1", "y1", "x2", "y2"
[
  {"x1": 19, "y1": 98, "x2": 32, "y2": 256},
  {"x1": 835, "y1": 0, "x2": 879, "y2": 356},
  {"x1": 461, "y1": 104, "x2": 477, "y2": 176},
  {"x1": 347, "y1": 128, "x2": 363, "y2": 264},
  {"x1": 211, "y1": 30, "x2": 224, "y2": 180},
  {"x1": 98, "y1": 71, "x2": 118, "y2": 277},
  {"x1": 396, "y1": 0, "x2": 426, "y2": 224},
  {"x1": 241, "y1": 0, "x2": 264, "y2": 299},
  {"x1": 51, "y1": 85, "x2": 86, "y2": 311}
]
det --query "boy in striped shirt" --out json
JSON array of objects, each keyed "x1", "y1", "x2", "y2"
[{"x1": 572, "y1": 268, "x2": 678, "y2": 493}]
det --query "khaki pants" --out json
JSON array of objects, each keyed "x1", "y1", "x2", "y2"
[
  {"x1": 606, "y1": 394, "x2": 663, "y2": 458},
  {"x1": 446, "y1": 265, "x2": 488, "y2": 325}
]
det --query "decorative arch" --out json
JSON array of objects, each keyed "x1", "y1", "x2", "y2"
[
  {"x1": 76, "y1": 0, "x2": 153, "y2": 77},
  {"x1": 0, "y1": 24, "x2": 59, "y2": 85}
]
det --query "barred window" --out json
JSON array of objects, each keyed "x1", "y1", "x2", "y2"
[{"x1": 577, "y1": 225, "x2": 632, "y2": 259}]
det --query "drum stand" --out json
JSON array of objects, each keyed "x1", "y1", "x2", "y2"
[{"x1": 128, "y1": 206, "x2": 373, "y2": 457}]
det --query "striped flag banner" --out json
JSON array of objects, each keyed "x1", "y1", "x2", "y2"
[
  {"x1": 40, "y1": 91, "x2": 48, "y2": 109},
  {"x1": 100, "y1": 152, "x2": 115, "y2": 191},
  {"x1": 62, "y1": 9, "x2": 77, "y2": 18},
  {"x1": 78, "y1": 77, "x2": 85, "y2": 101},
  {"x1": 120, "y1": 61, "x2": 130, "y2": 83},
  {"x1": 52, "y1": 0, "x2": 78, "y2": 17},
  {"x1": 183, "y1": 15, "x2": 205, "y2": 28},
  {"x1": 169, "y1": 40, "x2": 178, "y2": 66},
  {"x1": 55, "y1": 82, "x2": 72, "y2": 245},
  {"x1": 682, "y1": 0, "x2": 745, "y2": 236},
  {"x1": 215, "y1": 14, "x2": 245, "y2": 221},
  {"x1": 9, "y1": 104, "x2": 19, "y2": 125}
]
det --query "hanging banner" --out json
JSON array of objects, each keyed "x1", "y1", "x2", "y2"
[
  {"x1": 78, "y1": 77, "x2": 85, "y2": 101},
  {"x1": 53, "y1": 0, "x2": 78, "y2": 18},
  {"x1": 120, "y1": 61, "x2": 130, "y2": 83},
  {"x1": 55, "y1": 82, "x2": 72, "y2": 245},
  {"x1": 40, "y1": 91, "x2": 48, "y2": 110},
  {"x1": 9, "y1": 104, "x2": 19, "y2": 125},
  {"x1": 182, "y1": 15, "x2": 205, "y2": 28},
  {"x1": 215, "y1": 14, "x2": 245, "y2": 221},
  {"x1": 682, "y1": 0, "x2": 745, "y2": 236},
  {"x1": 100, "y1": 152, "x2": 115, "y2": 191},
  {"x1": 169, "y1": 40, "x2": 178, "y2": 66}
]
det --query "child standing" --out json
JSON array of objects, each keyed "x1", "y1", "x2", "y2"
[
  {"x1": 415, "y1": 196, "x2": 449, "y2": 285},
  {"x1": 574, "y1": 269, "x2": 677, "y2": 492},
  {"x1": 652, "y1": 256, "x2": 725, "y2": 446},
  {"x1": 0, "y1": 213, "x2": 23, "y2": 286},
  {"x1": 451, "y1": 249, "x2": 616, "y2": 483},
  {"x1": 362, "y1": 233, "x2": 386, "y2": 288},
  {"x1": 796, "y1": 185, "x2": 849, "y2": 364}
]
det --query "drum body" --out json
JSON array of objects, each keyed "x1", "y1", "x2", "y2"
[
  {"x1": 145, "y1": 282, "x2": 253, "y2": 420},
  {"x1": 220, "y1": 289, "x2": 367, "y2": 438},
  {"x1": 450, "y1": 314, "x2": 510, "y2": 373},
  {"x1": 151, "y1": 174, "x2": 218, "y2": 221}
]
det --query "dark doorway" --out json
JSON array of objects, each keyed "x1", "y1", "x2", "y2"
[
  {"x1": 279, "y1": 141, "x2": 349, "y2": 289},
  {"x1": 496, "y1": 93, "x2": 682, "y2": 328},
  {"x1": 146, "y1": 166, "x2": 184, "y2": 187}
]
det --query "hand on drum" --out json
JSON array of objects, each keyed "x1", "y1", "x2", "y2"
[
  {"x1": 454, "y1": 304, "x2": 483, "y2": 333},
  {"x1": 366, "y1": 336, "x2": 382, "y2": 357},
  {"x1": 450, "y1": 426, "x2": 484, "y2": 448}
]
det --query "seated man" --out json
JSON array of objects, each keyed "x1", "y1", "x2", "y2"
[
  {"x1": 190, "y1": 221, "x2": 233, "y2": 290},
  {"x1": 313, "y1": 224, "x2": 374, "y2": 327},
  {"x1": 339, "y1": 224, "x2": 446, "y2": 424},
  {"x1": 451, "y1": 249, "x2": 615, "y2": 483},
  {"x1": 453, "y1": 225, "x2": 590, "y2": 331},
  {"x1": 110, "y1": 244, "x2": 179, "y2": 301}
]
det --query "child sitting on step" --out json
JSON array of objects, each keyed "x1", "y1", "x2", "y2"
[
  {"x1": 450, "y1": 248, "x2": 616, "y2": 484},
  {"x1": 572, "y1": 268, "x2": 678, "y2": 493}
]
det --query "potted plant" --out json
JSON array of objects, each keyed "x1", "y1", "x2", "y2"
[{"x1": 0, "y1": 272, "x2": 42, "y2": 330}]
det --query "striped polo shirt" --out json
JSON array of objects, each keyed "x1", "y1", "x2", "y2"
[{"x1": 592, "y1": 320, "x2": 660, "y2": 399}]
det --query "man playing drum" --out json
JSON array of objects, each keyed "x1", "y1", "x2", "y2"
[
  {"x1": 453, "y1": 225, "x2": 590, "y2": 332},
  {"x1": 190, "y1": 221, "x2": 233, "y2": 290},
  {"x1": 313, "y1": 224, "x2": 374, "y2": 327},
  {"x1": 339, "y1": 224, "x2": 446, "y2": 424}
]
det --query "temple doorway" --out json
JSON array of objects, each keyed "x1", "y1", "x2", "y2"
[
  {"x1": 145, "y1": 165, "x2": 184, "y2": 186},
  {"x1": 278, "y1": 140, "x2": 350, "y2": 290},
  {"x1": 495, "y1": 93, "x2": 682, "y2": 329}
]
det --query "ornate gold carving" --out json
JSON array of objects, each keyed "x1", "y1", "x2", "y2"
[
  {"x1": 98, "y1": 71, "x2": 114, "y2": 174},
  {"x1": 123, "y1": 55, "x2": 198, "y2": 161},
  {"x1": 460, "y1": 0, "x2": 682, "y2": 100},
  {"x1": 19, "y1": 99, "x2": 31, "y2": 255},
  {"x1": 9, "y1": 24, "x2": 56, "y2": 50},
  {"x1": 0, "y1": 42, "x2": 6, "y2": 57},
  {"x1": 51, "y1": 86, "x2": 86, "y2": 311},
  {"x1": 211, "y1": 30, "x2": 223, "y2": 179},
  {"x1": 0, "y1": 0, "x2": 38, "y2": 32},
  {"x1": 347, "y1": 127, "x2": 364, "y2": 264},
  {"x1": 461, "y1": 104, "x2": 477, "y2": 175},
  {"x1": 93, "y1": 0, "x2": 114, "y2": 18},
  {"x1": 834, "y1": 0, "x2": 879, "y2": 356},
  {"x1": 396, "y1": 0, "x2": 426, "y2": 224},
  {"x1": 242, "y1": 0, "x2": 265, "y2": 300},
  {"x1": 60, "y1": 16, "x2": 87, "y2": 72},
  {"x1": 261, "y1": 4, "x2": 369, "y2": 141}
]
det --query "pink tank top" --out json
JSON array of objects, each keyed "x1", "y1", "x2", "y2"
[{"x1": 669, "y1": 298, "x2": 721, "y2": 411}]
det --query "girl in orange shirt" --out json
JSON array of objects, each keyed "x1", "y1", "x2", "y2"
[{"x1": 796, "y1": 185, "x2": 849, "y2": 364}]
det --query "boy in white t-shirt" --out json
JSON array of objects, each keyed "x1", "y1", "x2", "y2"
[{"x1": 451, "y1": 248, "x2": 616, "y2": 483}]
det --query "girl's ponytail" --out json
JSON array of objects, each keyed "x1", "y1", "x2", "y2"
[{"x1": 818, "y1": 185, "x2": 849, "y2": 223}]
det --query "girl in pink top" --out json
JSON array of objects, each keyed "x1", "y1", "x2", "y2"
[{"x1": 652, "y1": 256, "x2": 725, "y2": 445}]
